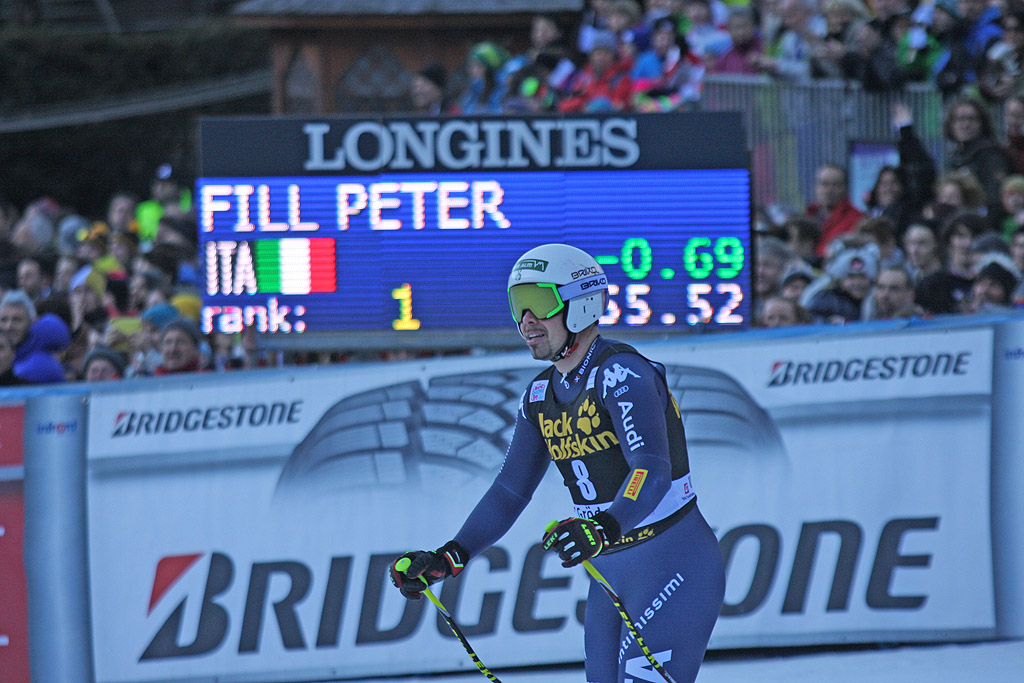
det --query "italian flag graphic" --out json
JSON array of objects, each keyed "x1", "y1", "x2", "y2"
[{"x1": 252, "y1": 238, "x2": 337, "y2": 294}]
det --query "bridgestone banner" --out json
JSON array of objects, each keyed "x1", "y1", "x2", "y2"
[{"x1": 82, "y1": 324, "x2": 997, "y2": 682}]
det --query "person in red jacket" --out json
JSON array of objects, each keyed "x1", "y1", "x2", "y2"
[
  {"x1": 558, "y1": 30, "x2": 634, "y2": 112},
  {"x1": 807, "y1": 163, "x2": 865, "y2": 257}
]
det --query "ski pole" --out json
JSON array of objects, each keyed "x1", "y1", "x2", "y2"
[
  {"x1": 395, "y1": 556, "x2": 502, "y2": 683},
  {"x1": 582, "y1": 559, "x2": 677, "y2": 683}
]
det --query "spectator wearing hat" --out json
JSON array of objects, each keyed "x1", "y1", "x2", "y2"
[
  {"x1": 410, "y1": 63, "x2": 449, "y2": 115},
  {"x1": 778, "y1": 261, "x2": 815, "y2": 302},
  {"x1": 155, "y1": 318, "x2": 206, "y2": 376},
  {"x1": 454, "y1": 42, "x2": 511, "y2": 114},
  {"x1": 131, "y1": 303, "x2": 178, "y2": 377},
  {"x1": 806, "y1": 242, "x2": 881, "y2": 323},
  {"x1": 965, "y1": 252, "x2": 1022, "y2": 312},
  {"x1": 559, "y1": 29, "x2": 635, "y2": 112},
  {"x1": 81, "y1": 345, "x2": 126, "y2": 382},
  {"x1": 136, "y1": 164, "x2": 192, "y2": 248},
  {"x1": 171, "y1": 292, "x2": 202, "y2": 324},
  {"x1": 68, "y1": 265, "x2": 108, "y2": 332},
  {"x1": 65, "y1": 264, "x2": 112, "y2": 380},
  {"x1": 56, "y1": 214, "x2": 88, "y2": 258}
]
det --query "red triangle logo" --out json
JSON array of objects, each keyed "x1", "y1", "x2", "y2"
[{"x1": 148, "y1": 553, "x2": 203, "y2": 614}]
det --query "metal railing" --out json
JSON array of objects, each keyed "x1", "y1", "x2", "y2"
[{"x1": 702, "y1": 74, "x2": 946, "y2": 211}]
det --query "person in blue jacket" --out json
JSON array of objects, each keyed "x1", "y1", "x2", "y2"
[
  {"x1": 1, "y1": 289, "x2": 71, "y2": 384},
  {"x1": 390, "y1": 244, "x2": 725, "y2": 683}
]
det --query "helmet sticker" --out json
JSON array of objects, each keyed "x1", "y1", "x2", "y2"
[{"x1": 513, "y1": 258, "x2": 548, "y2": 272}]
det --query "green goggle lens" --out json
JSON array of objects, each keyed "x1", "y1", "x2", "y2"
[{"x1": 509, "y1": 283, "x2": 565, "y2": 323}]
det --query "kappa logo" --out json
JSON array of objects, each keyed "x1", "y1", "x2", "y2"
[
  {"x1": 529, "y1": 380, "x2": 549, "y2": 402},
  {"x1": 602, "y1": 363, "x2": 641, "y2": 398}
]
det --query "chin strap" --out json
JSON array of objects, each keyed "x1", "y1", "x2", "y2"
[
  {"x1": 550, "y1": 309, "x2": 578, "y2": 362},
  {"x1": 551, "y1": 332, "x2": 578, "y2": 362}
]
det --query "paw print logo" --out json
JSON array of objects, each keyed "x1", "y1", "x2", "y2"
[
  {"x1": 577, "y1": 398, "x2": 600, "y2": 435},
  {"x1": 636, "y1": 527, "x2": 654, "y2": 541}
]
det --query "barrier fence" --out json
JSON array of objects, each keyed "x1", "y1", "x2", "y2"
[
  {"x1": 702, "y1": 75, "x2": 947, "y2": 211},
  {"x1": 4, "y1": 314, "x2": 1024, "y2": 683}
]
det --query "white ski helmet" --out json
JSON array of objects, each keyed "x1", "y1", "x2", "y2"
[{"x1": 507, "y1": 244, "x2": 608, "y2": 333}]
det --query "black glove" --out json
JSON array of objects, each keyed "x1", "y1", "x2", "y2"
[
  {"x1": 389, "y1": 540, "x2": 469, "y2": 600},
  {"x1": 541, "y1": 512, "x2": 621, "y2": 568}
]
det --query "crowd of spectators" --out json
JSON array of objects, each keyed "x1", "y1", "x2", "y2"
[
  {"x1": 0, "y1": 166, "x2": 284, "y2": 387},
  {"x1": 406, "y1": 0, "x2": 1024, "y2": 116},
  {"x1": 753, "y1": 96, "x2": 1024, "y2": 328},
  {"x1": 4, "y1": 0, "x2": 1024, "y2": 385}
]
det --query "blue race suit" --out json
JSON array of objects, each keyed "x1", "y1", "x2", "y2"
[{"x1": 453, "y1": 336, "x2": 725, "y2": 683}]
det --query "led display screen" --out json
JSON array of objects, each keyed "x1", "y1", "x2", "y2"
[{"x1": 197, "y1": 113, "x2": 752, "y2": 336}]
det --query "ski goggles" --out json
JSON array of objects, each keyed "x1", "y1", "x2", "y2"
[
  {"x1": 509, "y1": 275, "x2": 608, "y2": 323},
  {"x1": 508, "y1": 283, "x2": 565, "y2": 323}
]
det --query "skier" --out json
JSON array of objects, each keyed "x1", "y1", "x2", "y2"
[{"x1": 390, "y1": 243, "x2": 725, "y2": 682}]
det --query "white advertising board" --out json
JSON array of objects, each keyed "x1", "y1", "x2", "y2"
[{"x1": 84, "y1": 325, "x2": 996, "y2": 683}]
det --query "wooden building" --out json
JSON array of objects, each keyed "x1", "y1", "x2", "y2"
[{"x1": 232, "y1": 0, "x2": 584, "y2": 114}]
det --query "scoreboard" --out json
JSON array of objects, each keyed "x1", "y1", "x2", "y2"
[{"x1": 197, "y1": 112, "x2": 752, "y2": 340}]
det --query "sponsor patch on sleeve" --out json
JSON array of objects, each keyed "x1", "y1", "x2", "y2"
[
  {"x1": 529, "y1": 380, "x2": 549, "y2": 402},
  {"x1": 623, "y1": 468, "x2": 648, "y2": 500}
]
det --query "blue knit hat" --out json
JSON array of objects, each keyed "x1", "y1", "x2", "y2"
[{"x1": 141, "y1": 303, "x2": 179, "y2": 329}]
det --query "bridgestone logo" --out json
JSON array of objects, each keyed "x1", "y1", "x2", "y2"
[
  {"x1": 112, "y1": 401, "x2": 303, "y2": 437},
  {"x1": 768, "y1": 352, "x2": 971, "y2": 387}
]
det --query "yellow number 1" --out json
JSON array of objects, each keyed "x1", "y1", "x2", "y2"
[{"x1": 391, "y1": 283, "x2": 421, "y2": 330}]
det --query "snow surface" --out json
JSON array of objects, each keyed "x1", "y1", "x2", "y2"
[{"x1": 334, "y1": 639, "x2": 1024, "y2": 683}]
